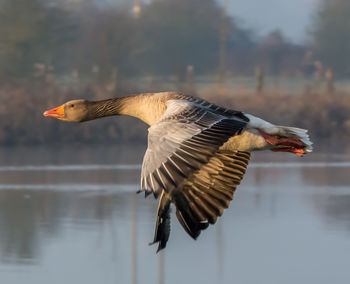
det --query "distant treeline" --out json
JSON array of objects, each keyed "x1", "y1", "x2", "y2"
[
  {"x1": 0, "y1": 0, "x2": 329, "y2": 85},
  {"x1": 0, "y1": 0, "x2": 348, "y2": 83},
  {"x1": 0, "y1": 81, "x2": 348, "y2": 151}
]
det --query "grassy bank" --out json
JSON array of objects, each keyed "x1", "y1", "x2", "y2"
[{"x1": 0, "y1": 82, "x2": 348, "y2": 152}]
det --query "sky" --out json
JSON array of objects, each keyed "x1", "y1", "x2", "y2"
[
  {"x1": 218, "y1": 0, "x2": 321, "y2": 43},
  {"x1": 89, "y1": 0, "x2": 321, "y2": 44}
]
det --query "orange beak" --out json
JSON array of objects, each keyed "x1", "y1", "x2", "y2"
[{"x1": 43, "y1": 104, "x2": 65, "y2": 119}]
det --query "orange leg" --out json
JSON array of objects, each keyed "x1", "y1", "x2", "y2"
[
  {"x1": 270, "y1": 147, "x2": 305, "y2": 156},
  {"x1": 258, "y1": 129, "x2": 306, "y2": 156}
]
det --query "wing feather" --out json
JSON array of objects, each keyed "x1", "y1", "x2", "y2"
[
  {"x1": 151, "y1": 150, "x2": 251, "y2": 250},
  {"x1": 173, "y1": 150, "x2": 251, "y2": 237},
  {"x1": 140, "y1": 100, "x2": 247, "y2": 197}
]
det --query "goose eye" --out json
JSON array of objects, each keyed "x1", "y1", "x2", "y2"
[{"x1": 70, "y1": 104, "x2": 75, "y2": 108}]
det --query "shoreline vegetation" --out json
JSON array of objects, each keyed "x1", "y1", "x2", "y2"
[{"x1": 0, "y1": 80, "x2": 348, "y2": 152}]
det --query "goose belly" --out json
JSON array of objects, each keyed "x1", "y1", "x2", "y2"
[{"x1": 220, "y1": 129, "x2": 271, "y2": 152}]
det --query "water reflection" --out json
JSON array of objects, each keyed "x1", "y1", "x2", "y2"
[
  {"x1": 312, "y1": 194, "x2": 350, "y2": 232},
  {"x1": 0, "y1": 190, "x2": 40, "y2": 263},
  {"x1": 0, "y1": 188, "x2": 130, "y2": 264},
  {"x1": 0, "y1": 147, "x2": 349, "y2": 284}
]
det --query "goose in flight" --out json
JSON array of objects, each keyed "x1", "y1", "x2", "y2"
[{"x1": 43, "y1": 92, "x2": 312, "y2": 252}]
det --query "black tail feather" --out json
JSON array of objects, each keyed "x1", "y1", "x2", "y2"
[
  {"x1": 175, "y1": 208, "x2": 209, "y2": 240},
  {"x1": 173, "y1": 191, "x2": 210, "y2": 239},
  {"x1": 150, "y1": 192, "x2": 171, "y2": 253}
]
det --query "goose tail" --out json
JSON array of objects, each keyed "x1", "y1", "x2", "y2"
[{"x1": 259, "y1": 126, "x2": 313, "y2": 156}]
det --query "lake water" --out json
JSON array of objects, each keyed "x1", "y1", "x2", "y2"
[{"x1": 0, "y1": 145, "x2": 349, "y2": 284}]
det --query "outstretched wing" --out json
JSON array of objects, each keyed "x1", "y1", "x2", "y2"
[
  {"x1": 151, "y1": 150, "x2": 251, "y2": 251},
  {"x1": 173, "y1": 150, "x2": 250, "y2": 239},
  {"x1": 140, "y1": 100, "x2": 247, "y2": 198}
]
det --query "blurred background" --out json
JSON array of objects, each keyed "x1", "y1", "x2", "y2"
[
  {"x1": 0, "y1": 0, "x2": 349, "y2": 149},
  {"x1": 1, "y1": 1, "x2": 350, "y2": 284}
]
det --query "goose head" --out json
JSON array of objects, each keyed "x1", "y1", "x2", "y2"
[{"x1": 43, "y1": 100, "x2": 90, "y2": 122}]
